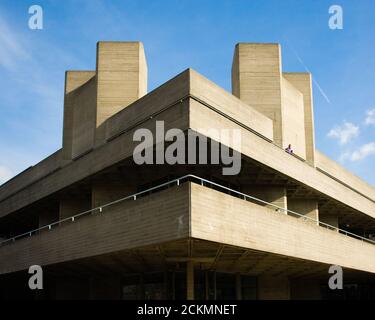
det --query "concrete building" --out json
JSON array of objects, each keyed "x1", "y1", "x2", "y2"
[{"x1": 0, "y1": 42, "x2": 374, "y2": 300}]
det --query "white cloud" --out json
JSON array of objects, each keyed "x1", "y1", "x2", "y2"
[
  {"x1": 0, "y1": 165, "x2": 13, "y2": 185},
  {"x1": 327, "y1": 121, "x2": 359, "y2": 145},
  {"x1": 340, "y1": 142, "x2": 375, "y2": 162},
  {"x1": 365, "y1": 109, "x2": 375, "y2": 125}
]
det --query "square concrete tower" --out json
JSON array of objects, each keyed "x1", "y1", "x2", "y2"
[
  {"x1": 62, "y1": 41, "x2": 148, "y2": 160},
  {"x1": 232, "y1": 43, "x2": 315, "y2": 163},
  {"x1": 283, "y1": 72, "x2": 316, "y2": 165},
  {"x1": 232, "y1": 43, "x2": 284, "y2": 146},
  {"x1": 95, "y1": 42, "x2": 148, "y2": 130}
]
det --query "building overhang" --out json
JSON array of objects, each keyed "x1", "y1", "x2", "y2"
[
  {"x1": 0, "y1": 69, "x2": 374, "y2": 222},
  {"x1": 1, "y1": 180, "x2": 374, "y2": 276}
]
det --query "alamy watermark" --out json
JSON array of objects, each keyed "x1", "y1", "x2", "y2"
[
  {"x1": 133, "y1": 121, "x2": 242, "y2": 175},
  {"x1": 28, "y1": 5, "x2": 43, "y2": 30},
  {"x1": 28, "y1": 265, "x2": 43, "y2": 290},
  {"x1": 328, "y1": 5, "x2": 343, "y2": 30},
  {"x1": 328, "y1": 265, "x2": 343, "y2": 290}
]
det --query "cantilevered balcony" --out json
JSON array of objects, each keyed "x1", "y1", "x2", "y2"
[{"x1": 1, "y1": 176, "x2": 374, "y2": 276}]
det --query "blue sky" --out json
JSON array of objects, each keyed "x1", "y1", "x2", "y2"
[{"x1": 0, "y1": 0, "x2": 374, "y2": 185}]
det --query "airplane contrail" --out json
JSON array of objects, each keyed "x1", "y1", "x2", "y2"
[{"x1": 284, "y1": 39, "x2": 331, "y2": 104}]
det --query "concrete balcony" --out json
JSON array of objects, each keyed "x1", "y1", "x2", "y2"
[
  {"x1": 2, "y1": 69, "x2": 374, "y2": 224},
  {"x1": 1, "y1": 179, "x2": 374, "y2": 276},
  {"x1": 0, "y1": 183, "x2": 190, "y2": 275},
  {"x1": 190, "y1": 183, "x2": 375, "y2": 274}
]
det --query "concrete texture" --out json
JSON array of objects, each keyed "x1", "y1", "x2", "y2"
[{"x1": 0, "y1": 41, "x2": 374, "y2": 300}]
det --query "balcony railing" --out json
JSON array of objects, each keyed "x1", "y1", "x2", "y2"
[{"x1": 1, "y1": 174, "x2": 374, "y2": 246}]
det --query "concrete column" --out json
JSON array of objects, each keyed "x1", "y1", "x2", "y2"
[
  {"x1": 186, "y1": 261, "x2": 194, "y2": 300},
  {"x1": 164, "y1": 271, "x2": 168, "y2": 299},
  {"x1": 139, "y1": 274, "x2": 145, "y2": 300},
  {"x1": 62, "y1": 42, "x2": 148, "y2": 158},
  {"x1": 242, "y1": 185, "x2": 287, "y2": 212},
  {"x1": 280, "y1": 77, "x2": 307, "y2": 159},
  {"x1": 95, "y1": 41, "x2": 148, "y2": 144},
  {"x1": 91, "y1": 180, "x2": 136, "y2": 208},
  {"x1": 62, "y1": 71, "x2": 96, "y2": 160},
  {"x1": 319, "y1": 214, "x2": 339, "y2": 231},
  {"x1": 257, "y1": 275, "x2": 290, "y2": 300},
  {"x1": 232, "y1": 43, "x2": 309, "y2": 159},
  {"x1": 205, "y1": 271, "x2": 209, "y2": 300},
  {"x1": 172, "y1": 272, "x2": 176, "y2": 300},
  {"x1": 236, "y1": 273, "x2": 242, "y2": 300},
  {"x1": 39, "y1": 208, "x2": 59, "y2": 228},
  {"x1": 232, "y1": 43, "x2": 283, "y2": 147},
  {"x1": 213, "y1": 271, "x2": 217, "y2": 300},
  {"x1": 283, "y1": 73, "x2": 316, "y2": 166},
  {"x1": 59, "y1": 196, "x2": 91, "y2": 220},
  {"x1": 288, "y1": 199, "x2": 319, "y2": 225}
]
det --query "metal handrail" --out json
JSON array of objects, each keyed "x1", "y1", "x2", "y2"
[{"x1": 1, "y1": 174, "x2": 374, "y2": 246}]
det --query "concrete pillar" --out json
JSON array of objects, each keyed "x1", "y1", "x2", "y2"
[
  {"x1": 319, "y1": 214, "x2": 339, "y2": 231},
  {"x1": 242, "y1": 185, "x2": 287, "y2": 212},
  {"x1": 62, "y1": 42, "x2": 148, "y2": 159},
  {"x1": 236, "y1": 273, "x2": 242, "y2": 300},
  {"x1": 257, "y1": 275, "x2": 290, "y2": 300},
  {"x1": 280, "y1": 77, "x2": 307, "y2": 159},
  {"x1": 95, "y1": 41, "x2": 148, "y2": 144},
  {"x1": 164, "y1": 271, "x2": 168, "y2": 299},
  {"x1": 213, "y1": 271, "x2": 217, "y2": 300},
  {"x1": 283, "y1": 73, "x2": 316, "y2": 166},
  {"x1": 171, "y1": 272, "x2": 176, "y2": 300},
  {"x1": 59, "y1": 196, "x2": 91, "y2": 220},
  {"x1": 39, "y1": 208, "x2": 59, "y2": 228},
  {"x1": 204, "y1": 271, "x2": 210, "y2": 300},
  {"x1": 139, "y1": 274, "x2": 145, "y2": 300},
  {"x1": 62, "y1": 71, "x2": 96, "y2": 160},
  {"x1": 288, "y1": 199, "x2": 319, "y2": 225},
  {"x1": 91, "y1": 180, "x2": 136, "y2": 208},
  {"x1": 186, "y1": 261, "x2": 194, "y2": 300},
  {"x1": 232, "y1": 43, "x2": 283, "y2": 147},
  {"x1": 232, "y1": 43, "x2": 309, "y2": 159}
]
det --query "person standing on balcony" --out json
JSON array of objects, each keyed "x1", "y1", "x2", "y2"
[{"x1": 285, "y1": 144, "x2": 293, "y2": 154}]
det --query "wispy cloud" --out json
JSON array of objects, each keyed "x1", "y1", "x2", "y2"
[
  {"x1": 365, "y1": 108, "x2": 375, "y2": 125},
  {"x1": 0, "y1": 8, "x2": 77, "y2": 181},
  {"x1": 327, "y1": 121, "x2": 359, "y2": 145},
  {"x1": 0, "y1": 11, "x2": 62, "y2": 108},
  {"x1": 0, "y1": 14, "x2": 30, "y2": 71},
  {"x1": 0, "y1": 165, "x2": 13, "y2": 185},
  {"x1": 340, "y1": 142, "x2": 375, "y2": 162}
]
